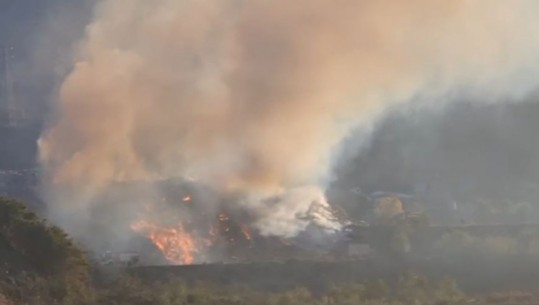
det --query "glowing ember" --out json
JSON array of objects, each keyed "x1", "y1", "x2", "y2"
[
  {"x1": 131, "y1": 220, "x2": 197, "y2": 265},
  {"x1": 241, "y1": 225, "x2": 252, "y2": 241}
]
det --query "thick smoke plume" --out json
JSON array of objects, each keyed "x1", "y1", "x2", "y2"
[{"x1": 39, "y1": 0, "x2": 539, "y2": 237}]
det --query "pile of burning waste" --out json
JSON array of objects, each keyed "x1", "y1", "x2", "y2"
[{"x1": 85, "y1": 179, "x2": 347, "y2": 266}]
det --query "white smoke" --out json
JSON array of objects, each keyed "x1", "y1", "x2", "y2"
[{"x1": 249, "y1": 186, "x2": 342, "y2": 238}]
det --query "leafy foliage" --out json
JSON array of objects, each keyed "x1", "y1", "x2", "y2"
[{"x1": 0, "y1": 197, "x2": 94, "y2": 304}]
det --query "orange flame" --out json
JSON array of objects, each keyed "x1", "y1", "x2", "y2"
[
  {"x1": 182, "y1": 195, "x2": 192, "y2": 202},
  {"x1": 131, "y1": 220, "x2": 197, "y2": 265}
]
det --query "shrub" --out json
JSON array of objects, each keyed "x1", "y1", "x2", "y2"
[{"x1": 0, "y1": 197, "x2": 94, "y2": 305}]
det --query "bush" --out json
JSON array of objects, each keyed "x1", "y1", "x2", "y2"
[{"x1": 0, "y1": 197, "x2": 94, "y2": 305}]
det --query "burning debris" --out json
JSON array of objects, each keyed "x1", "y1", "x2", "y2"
[
  {"x1": 131, "y1": 220, "x2": 198, "y2": 265},
  {"x1": 88, "y1": 180, "x2": 347, "y2": 265}
]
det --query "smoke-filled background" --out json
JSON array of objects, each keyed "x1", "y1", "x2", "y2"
[{"x1": 28, "y1": 0, "x2": 539, "y2": 256}]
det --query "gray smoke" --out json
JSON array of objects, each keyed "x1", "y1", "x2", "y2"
[
  {"x1": 39, "y1": 0, "x2": 539, "y2": 238},
  {"x1": 331, "y1": 98, "x2": 539, "y2": 225}
]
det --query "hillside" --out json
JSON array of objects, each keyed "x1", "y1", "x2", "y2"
[{"x1": 0, "y1": 197, "x2": 93, "y2": 305}]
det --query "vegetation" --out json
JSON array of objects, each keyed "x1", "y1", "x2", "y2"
[
  {"x1": 0, "y1": 197, "x2": 94, "y2": 305},
  {"x1": 0, "y1": 197, "x2": 472, "y2": 305},
  {"x1": 0, "y1": 196, "x2": 538, "y2": 305},
  {"x1": 96, "y1": 272, "x2": 467, "y2": 305}
]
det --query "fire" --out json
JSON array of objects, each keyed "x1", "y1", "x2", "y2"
[
  {"x1": 131, "y1": 220, "x2": 197, "y2": 265},
  {"x1": 182, "y1": 195, "x2": 192, "y2": 202}
]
